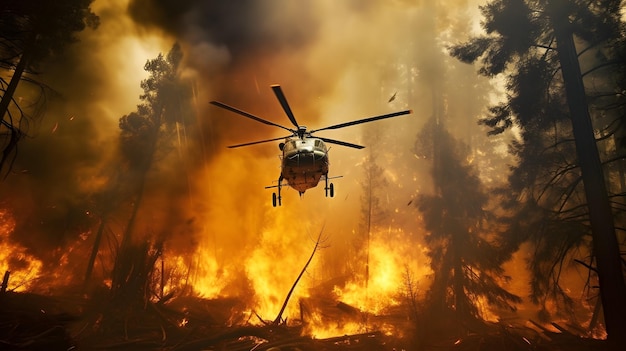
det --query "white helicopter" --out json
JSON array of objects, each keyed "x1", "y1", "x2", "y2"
[{"x1": 210, "y1": 85, "x2": 412, "y2": 207}]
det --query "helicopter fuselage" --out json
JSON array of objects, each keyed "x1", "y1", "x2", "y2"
[{"x1": 280, "y1": 137, "x2": 329, "y2": 194}]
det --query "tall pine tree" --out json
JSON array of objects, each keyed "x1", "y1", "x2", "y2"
[
  {"x1": 416, "y1": 112, "x2": 520, "y2": 336},
  {"x1": 450, "y1": 0, "x2": 626, "y2": 342}
]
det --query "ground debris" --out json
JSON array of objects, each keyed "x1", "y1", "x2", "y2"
[
  {"x1": 420, "y1": 321, "x2": 615, "y2": 351},
  {"x1": 0, "y1": 292, "x2": 79, "y2": 350},
  {"x1": 0, "y1": 291, "x2": 617, "y2": 351}
]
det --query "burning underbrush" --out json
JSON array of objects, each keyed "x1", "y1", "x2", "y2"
[
  {"x1": 0, "y1": 279, "x2": 413, "y2": 350},
  {"x1": 0, "y1": 208, "x2": 615, "y2": 350},
  {"x1": 0, "y1": 206, "x2": 414, "y2": 349},
  {"x1": 0, "y1": 283, "x2": 614, "y2": 351}
]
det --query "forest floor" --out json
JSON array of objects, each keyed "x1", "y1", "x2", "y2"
[{"x1": 0, "y1": 291, "x2": 618, "y2": 351}]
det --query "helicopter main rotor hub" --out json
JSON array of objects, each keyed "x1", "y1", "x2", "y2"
[{"x1": 297, "y1": 125, "x2": 308, "y2": 139}]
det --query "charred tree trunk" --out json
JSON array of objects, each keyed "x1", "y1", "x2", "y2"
[
  {"x1": 452, "y1": 243, "x2": 467, "y2": 321},
  {"x1": 1, "y1": 271, "x2": 9, "y2": 293},
  {"x1": 111, "y1": 107, "x2": 163, "y2": 298},
  {"x1": 110, "y1": 167, "x2": 150, "y2": 297},
  {"x1": 84, "y1": 210, "x2": 115, "y2": 291},
  {"x1": 548, "y1": 0, "x2": 626, "y2": 345},
  {"x1": 0, "y1": 49, "x2": 29, "y2": 120},
  {"x1": 83, "y1": 217, "x2": 107, "y2": 290},
  {"x1": 0, "y1": 48, "x2": 31, "y2": 174}
]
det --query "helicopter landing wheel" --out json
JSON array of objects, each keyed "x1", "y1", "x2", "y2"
[
  {"x1": 325, "y1": 182, "x2": 334, "y2": 197},
  {"x1": 272, "y1": 192, "x2": 281, "y2": 207}
]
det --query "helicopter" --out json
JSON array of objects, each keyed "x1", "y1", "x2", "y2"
[{"x1": 210, "y1": 85, "x2": 412, "y2": 207}]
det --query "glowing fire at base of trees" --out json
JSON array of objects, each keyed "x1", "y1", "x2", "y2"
[{"x1": 1, "y1": 210, "x2": 42, "y2": 292}]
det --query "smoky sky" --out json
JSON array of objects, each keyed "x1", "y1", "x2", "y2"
[{"x1": 128, "y1": 0, "x2": 320, "y2": 57}]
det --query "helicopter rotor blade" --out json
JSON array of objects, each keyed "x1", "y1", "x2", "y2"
[
  {"x1": 227, "y1": 135, "x2": 291, "y2": 148},
  {"x1": 271, "y1": 85, "x2": 299, "y2": 128},
  {"x1": 310, "y1": 109, "x2": 412, "y2": 133},
  {"x1": 210, "y1": 101, "x2": 295, "y2": 133},
  {"x1": 319, "y1": 137, "x2": 365, "y2": 149}
]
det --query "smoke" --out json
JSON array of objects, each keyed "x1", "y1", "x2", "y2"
[
  {"x1": 0, "y1": 0, "x2": 525, "y2": 325},
  {"x1": 0, "y1": 0, "x2": 174, "y2": 271}
]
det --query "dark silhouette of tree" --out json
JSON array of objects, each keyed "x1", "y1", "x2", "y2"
[
  {"x1": 356, "y1": 127, "x2": 390, "y2": 290},
  {"x1": 83, "y1": 43, "x2": 194, "y2": 303},
  {"x1": 450, "y1": 0, "x2": 626, "y2": 342},
  {"x1": 0, "y1": 0, "x2": 98, "y2": 176},
  {"x1": 114, "y1": 43, "x2": 187, "y2": 298},
  {"x1": 415, "y1": 115, "x2": 521, "y2": 336}
]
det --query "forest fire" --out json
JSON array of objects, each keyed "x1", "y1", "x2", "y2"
[
  {"x1": 1, "y1": 0, "x2": 625, "y2": 350},
  {"x1": 333, "y1": 228, "x2": 428, "y2": 315}
]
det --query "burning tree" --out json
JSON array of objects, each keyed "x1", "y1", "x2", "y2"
[
  {"x1": 113, "y1": 42, "x2": 194, "y2": 302},
  {"x1": 449, "y1": 0, "x2": 626, "y2": 342},
  {"x1": 82, "y1": 43, "x2": 195, "y2": 305},
  {"x1": 415, "y1": 115, "x2": 521, "y2": 337},
  {"x1": 357, "y1": 126, "x2": 390, "y2": 293}
]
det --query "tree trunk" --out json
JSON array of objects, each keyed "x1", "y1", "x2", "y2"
[
  {"x1": 83, "y1": 215, "x2": 107, "y2": 290},
  {"x1": 110, "y1": 154, "x2": 153, "y2": 296},
  {"x1": 548, "y1": 0, "x2": 626, "y2": 345},
  {"x1": 111, "y1": 108, "x2": 162, "y2": 296},
  {"x1": 0, "y1": 50, "x2": 29, "y2": 120},
  {"x1": 0, "y1": 49, "x2": 30, "y2": 172}
]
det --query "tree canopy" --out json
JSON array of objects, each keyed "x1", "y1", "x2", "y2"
[
  {"x1": 0, "y1": 0, "x2": 99, "y2": 175},
  {"x1": 415, "y1": 115, "x2": 521, "y2": 334},
  {"x1": 449, "y1": 0, "x2": 626, "y2": 342}
]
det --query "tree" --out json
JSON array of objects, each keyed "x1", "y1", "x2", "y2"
[
  {"x1": 415, "y1": 115, "x2": 521, "y2": 335},
  {"x1": 450, "y1": 0, "x2": 626, "y2": 342},
  {"x1": 85, "y1": 43, "x2": 193, "y2": 302},
  {"x1": 0, "y1": 0, "x2": 98, "y2": 175},
  {"x1": 357, "y1": 127, "x2": 390, "y2": 291}
]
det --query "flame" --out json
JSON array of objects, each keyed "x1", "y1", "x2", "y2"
[
  {"x1": 187, "y1": 247, "x2": 224, "y2": 298},
  {"x1": 185, "y1": 150, "x2": 336, "y2": 322},
  {"x1": 474, "y1": 295, "x2": 500, "y2": 322},
  {"x1": 298, "y1": 228, "x2": 430, "y2": 337},
  {"x1": 180, "y1": 146, "x2": 433, "y2": 335},
  {"x1": 0, "y1": 209, "x2": 43, "y2": 291},
  {"x1": 334, "y1": 228, "x2": 430, "y2": 315},
  {"x1": 303, "y1": 311, "x2": 366, "y2": 339}
]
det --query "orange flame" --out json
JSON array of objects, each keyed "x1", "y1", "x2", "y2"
[
  {"x1": 0, "y1": 209, "x2": 43, "y2": 291},
  {"x1": 334, "y1": 228, "x2": 430, "y2": 314}
]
